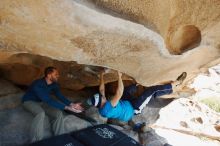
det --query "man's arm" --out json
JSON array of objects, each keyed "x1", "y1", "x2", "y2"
[
  {"x1": 53, "y1": 84, "x2": 71, "y2": 105},
  {"x1": 53, "y1": 84, "x2": 84, "y2": 112},
  {"x1": 33, "y1": 85, "x2": 66, "y2": 110},
  {"x1": 110, "y1": 71, "x2": 124, "y2": 107}
]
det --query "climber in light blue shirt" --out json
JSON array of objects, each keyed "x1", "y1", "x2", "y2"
[{"x1": 87, "y1": 70, "x2": 187, "y2": 122}]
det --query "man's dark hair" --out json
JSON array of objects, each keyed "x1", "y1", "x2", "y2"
[{"x1": 44, "y1": 66, "x2": 57, "y2": 77}]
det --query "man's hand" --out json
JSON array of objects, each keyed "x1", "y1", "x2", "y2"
[
  {"x1": 70, "y1": 102, "x2": 84, "y2": 111},
  {"x1": 65, "y1": 103, "x2": 84, "y2": 113}
]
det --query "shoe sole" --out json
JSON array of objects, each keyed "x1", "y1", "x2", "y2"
[{"x1": 176, "y1": 72, "x2": 187, "y2": 83}]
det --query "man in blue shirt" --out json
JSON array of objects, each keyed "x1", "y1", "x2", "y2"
[
  {"x1": 22, "y1": 66, "x2": 84, "y2": 142},
  {"x1": 87, "y1": 70, "x2": 187, "y2": 123}
]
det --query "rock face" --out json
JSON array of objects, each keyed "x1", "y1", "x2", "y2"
[
  {"x1": 0, "y1": 53, "x2": 132, "y2": 90},
  {"x1": 0, "y1": 78, "x2": 23, "y2": 110},
  {"x1": 85, "y1": 107, "x2": 107, "y2": 124},
  {"x1": 93, "y1": 0, "x2": 220, "y2": 54},
  {"x1": 0, "y1": 79, "x2": 31, "y2": 146},
  {"x1": 0, "y1": 0, "x2": 220, "y2": 87},
  {"x1": 0, "y1": 107, "x2": 33, "y2": 146},
  {"x1": 154, "y1": 98, "x2": 220, "y2": 146},
  {"x1": 166, "y1": 25, "x2": 201, "y2": 54}
]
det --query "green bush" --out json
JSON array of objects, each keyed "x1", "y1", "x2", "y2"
[{"x1": 201, "y1": 97, "x2": 220, "y2": 113}]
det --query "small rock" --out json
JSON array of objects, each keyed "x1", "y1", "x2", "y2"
[
  {"x1": 214, "y1": 125, "x2": 220, "y2": 132},
  {"x1": 180, "y1": 121, "x2": 188, "y2": 128},
  {"x1": 195, "y1": 104, "x2": 202, "y2": 111},
  {"x1": 189, "y1": 100, "x2": 194, "y2": 106},
  {"x1": 191, "y1": 117, "x2": 203, "y2": 124}
]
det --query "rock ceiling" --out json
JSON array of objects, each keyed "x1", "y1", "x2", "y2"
[{"x1": 0, "y1": 0, "x2": 220, "y2": 89}]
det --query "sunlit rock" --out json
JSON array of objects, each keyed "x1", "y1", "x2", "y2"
[{"x1": 0, "y1": 0, "x2": 220, "y2": 86}]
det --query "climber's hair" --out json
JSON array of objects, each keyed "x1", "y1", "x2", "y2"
[{"x1": 44, "y1": 66, "x2": 57, "y2": 77}]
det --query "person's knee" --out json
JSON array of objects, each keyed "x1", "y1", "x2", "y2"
[
  {"x1": 37, "y1": 111, "x2": 46, "y2": 118},
  {"x1": 54, "y1": 110, "x2": 63, "y2": 119},
  {"x1": 23, "y1": 101, "x2": 45, "y2": 115}
]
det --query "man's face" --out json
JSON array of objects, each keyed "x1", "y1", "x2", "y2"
[{"x1": 49, "y1": 69, "x2": 60, "y2": 82}]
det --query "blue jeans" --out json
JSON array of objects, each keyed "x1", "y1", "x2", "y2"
[{"x1": 122, "y1": 83, "x2": 173, "y2": 114}]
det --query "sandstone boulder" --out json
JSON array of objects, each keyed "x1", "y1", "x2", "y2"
[
  {"x1": 85, "y1": 106, "x2": 107, "y2": 124},
  {"x1": 0, "y1": 53, "x2": 132, "y2": 90},
  {"x1": 166, "y1": 25, "x2": 201, "y2": 54},
  {"x1": 63, "y1": 115, "x2": 92, "y2": 133},
  {"x1": 0, "y1": 0, "x2": 220, "y2": 87},
  {"x1": 0, "y1": 78, "x2": 23, "y2": 110},
  {"x1": 0, "y1": 107, "x2": 33, "y2": 146},
  {"x1": 93, "y1": 0, "x2": 220, "y2": 54}
]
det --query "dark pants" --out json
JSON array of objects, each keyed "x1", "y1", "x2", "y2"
[{"x1": 122, "y1": 83, "x2": 173, "y2": 114}]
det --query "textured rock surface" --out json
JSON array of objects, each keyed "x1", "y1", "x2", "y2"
[
  {"x1": 93, "y1": 0, "x2": 220, "y2": 54},
  {"x1": 154, "y1": 98, "x2": 220, "y2": 146},
  {"x1": 0, "y1": 53, "x2": 132, "y2": 90},
  {"x1": 85, "y1": 106, "x2": 107, "y2": 124},
  {"x1": 0, "y1": 0, "x2": 220, "y2": 87},
  {"x1": 158, "y1": 98, "x2": 220, "y2": 136},
  {"x1": 0, "y1": 107, "x2": 32, "y2": 146},
  {"x1": 63, "y1": 114, "x2": 92, "y2": 133},
  {"x1": 166, "y1": 25, "x2": 201, "y2": 54},
  {"x1": 0, "y1": 92, "x2": 23, "y2": 110},
  {"x1": 0, "y1": 78, "x2": 22, "y2": 96},
  {"x1": 0, "y1": 78, "x2": 23, "y2": 110}
]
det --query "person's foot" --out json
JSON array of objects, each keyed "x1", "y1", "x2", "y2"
[
  {"x1": 176, "y1": 72, "x2": 187, "y2": 86},
  {"x1": 133, "y1": 122, "x2": 146, "y2": 133}
]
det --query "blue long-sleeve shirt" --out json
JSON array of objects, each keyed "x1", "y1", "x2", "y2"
[{"x1": 22, "y1": 78, "x2": 71, "y2": 110}]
